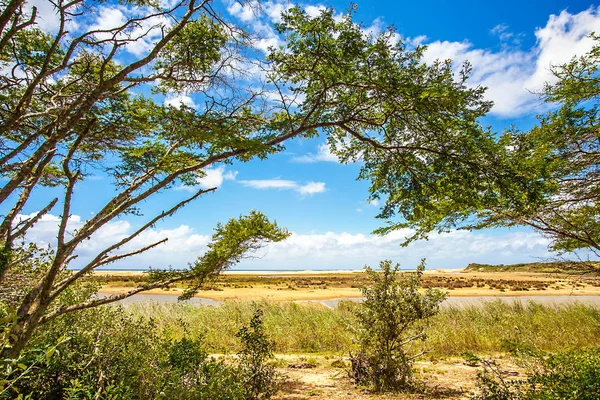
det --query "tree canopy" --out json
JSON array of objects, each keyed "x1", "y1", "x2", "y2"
[{"x1": 487, "y1": 38, "x2": 600, "y2": 255}]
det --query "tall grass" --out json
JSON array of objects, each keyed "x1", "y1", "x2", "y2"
[
  {"x1": 129, "y1": 300, "x2": 356, "y2": 353},
  {"x1": 127, "y1": 300, "x2": 600, "y2": 356},
  {"x1": 427, "y1": 300, "x2": 600, "y2": 356}
]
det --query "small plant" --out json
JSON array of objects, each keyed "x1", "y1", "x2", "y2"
[
  {"x1": 462, "y1": 351, "x2": 480, "y2": 367},
  {"x1": 350, "y1": 260, "x2": 447, "y2": 392},
  {"x1": 473, "y1": 347, "x2": 600, "y2": 400},
  {"x1": 236, "y1": 309, "x2": 281, "y2": 400}
]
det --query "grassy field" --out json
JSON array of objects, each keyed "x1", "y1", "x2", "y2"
[
  {"x1": 91, "y1": 267, "x2": 600, "y2": 399},
  {"x1": 127, "y1": 299, "x2": 600, "y2": 357}
]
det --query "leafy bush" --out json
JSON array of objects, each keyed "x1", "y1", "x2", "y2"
[
  {"x1": 473, "y1": 348, "x2": 600, "y2": 400},
  {"x1": 350, "y1": 260, "x2": 447, "y2": 392},
  {"x1": 236, "y1": 309, "x2": 281, "y2": 400},
  {"x1": 1, "y1": 305, "x2": 280, "y2": 399}
]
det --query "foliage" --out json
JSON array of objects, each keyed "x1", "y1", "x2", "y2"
[
  {"x1": 236, "y1": 309, "x2": 281, "y2": 400},
  {"x1": 473, "y1": 348, "x2": 600, "y2": 400},
  {"x1": 464, "y1": 261, "x2": 600, "y2": 274},
  {"x1": 350, "y1": 260, "x2": 447, "y2": 391},
  {"x1": 348, "y1": 32, "x2": 600, "y2": 254},
  {"x1": 151, "y1": 211, "x2": 291, "y2": 301},
  {"x1": 487, "y1": 36, "x2": 600, "y2": 254},
  {"x1": 0, "y1": 336, "x2": 70, "y2": 399},
  {"x1": 1, "y1": 303, "x2": 281, "y2": 399},
  {"x1": 270, "y1": 7, "x2": 496, "y2": 246}
]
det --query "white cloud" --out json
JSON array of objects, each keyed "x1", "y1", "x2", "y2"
[
  {"x1": 164, "y1": 94, "x2": 197, "y2": 109},
  {"x1": 15, "y1": 213, "x2": 571, "y2": 271},
  {"x1": 26, "y1": 0, "x2": 62, "y2": 32},
  {"x1": 297, "y1": 181, "x2": 326, "y2": 195},
  {"x1": 490, "y1": 23, "x2": 514, "y2": 42},
  {"x1": 239, "y1": 228, "x2": 557, "y2": 270},
  {"x1": 292, "y1": 143, "x2": 339, "y2": 163},
  {"x1": 196, "y1": 166, "x2": 237, "y2": 189},
  {"x1": 367, "y1": 199, "x2": 379, "y2": 207},
  {"x1": 239, "y1": 179, "x2": 297, "y2": 190},
  {"x1": 251, "y1": 21, "x2": 285, "y2": 53},
  {"x1": 239, "y1": 179, "x2": 326, "y2": 195},
  {"x1": 420, "y1": 7, "x2": 600, "y2": 117},
  {"x1": 15, "y1": 213, "x2": 211, "y2": 270},
  {"x1": 227, "y1": 1, "x2": 259, "y2": 22},
  {"x1": 363, "y1": 17, "x2": 384, "y2": 37},
  {"x1": 264, "y1": 1, "x2": 291, "y2": 23},
  {"x1": 177, "y1": 166, "x2": 237, "y2": 192},
  {"x1": 89, "y1": 5, "x2": 172, "y2": 56}
]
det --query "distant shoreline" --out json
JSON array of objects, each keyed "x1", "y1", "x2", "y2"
[{"x1": 79, "y1": 268, "x2": 465, "y2": 275}]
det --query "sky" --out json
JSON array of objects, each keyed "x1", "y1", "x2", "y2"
[{"x1": 12, "y1": 0, "x2": 600, "y2": 271}]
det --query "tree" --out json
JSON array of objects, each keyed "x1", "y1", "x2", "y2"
[
  {"x1": 350, "y1": 260, "x2": 446, "y2": 391},
  {"x1": 0, "y1": 2, "x2": 493, "y2": 359},
  {"x1": 484, "y1": 37, "x2": 600, "y2": 256},
  {"x1": 269, "y1": 8, "x2": 505, "y2": 246},
  {"x1": 346, "y1": 33, "x2": 600, "y2": 256}
]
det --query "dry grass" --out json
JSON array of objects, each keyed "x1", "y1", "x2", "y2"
[{"x1": 96, "y1": 270, "x2": 600, "y2": 300}]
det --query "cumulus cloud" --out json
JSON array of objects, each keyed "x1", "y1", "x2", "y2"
[
  {"x1": 292, "y1": 143, "x2": 339, "y2": 163},
  {"x1": 196, "y1": 167, "x2": 238, "y2": 189},
  {"x1": 420, "y1": 7, "x2": 600, "y2": 117},
  {"x1": 15, "y1": 212, "x2": 211, "y2": 270},
  {"x1": 177, "y1": 166, "x2": 237, "y2": 192},
  {"x1": 240, "y1": 228, "x2": 556, "y2": 270},
  {"x1": 164, "y1": 93, "x2": 197, "y2": 109},
  {"x1": 18, "y1": 212, "x2": 560, "y2": 271},
  {"x1": 25, "y1": 0, "x2": 74, "y2": 32},
  {"x1": 238, "y1": 179, "x2": 326, "y2": 195},
  {"x1": 304, "y1": 4, "x2": 344, "y2": 22},
  {"x1": 263, "y1": 1, "x2": 292, "y2": 23},
  {"x1": 88, "y1": 5, "x2": 172, "y2": 56},
  {"x1": 215, "y1": 225, "x2": 539, "y2": 267},
  {"x1": 297, "y1": 181, "x2": 326, "y2": 195}
]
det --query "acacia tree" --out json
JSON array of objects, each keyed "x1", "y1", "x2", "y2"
[
  {"x1": 482, "y1": 39, "x2": 600, "y2": 256},
  {"x1": 269, "y1": 7, "x2": 508, "y2": 247},
  {"x1": 0, "y1": 2, "x2": 494, "y2": 359},
  {"x1": 323, "y1": 20, "x2": 600, "y2": 256}
]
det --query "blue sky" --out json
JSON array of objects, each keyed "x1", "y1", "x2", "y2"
[{"x1": 15, "y1": 0, "x2": 600, "y2": 270}]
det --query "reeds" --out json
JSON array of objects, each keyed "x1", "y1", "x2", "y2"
[{"x1": 126, "y1": 299, "x2": 600, "y2": 356}]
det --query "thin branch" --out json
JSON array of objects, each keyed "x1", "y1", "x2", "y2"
[{"x1": 51, "y1": 187, "x2": 216, "y2": 297}]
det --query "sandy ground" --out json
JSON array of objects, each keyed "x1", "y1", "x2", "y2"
[
  {"x1": 267, "y1": 355, "x2": 519, "y2": 400},
  {"x1": 96, "y1": 270, "x2": 600, "y2": 301}
]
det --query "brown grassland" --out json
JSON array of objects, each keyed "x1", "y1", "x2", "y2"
[{"x1": 94, "y1": 267, "x2": 600, "y2": 301}]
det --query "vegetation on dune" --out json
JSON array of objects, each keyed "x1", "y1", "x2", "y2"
[
  {"x1": 473, "y1": 347, "x2": 600, "y2": 400},
  {"x1": 465, "y1": 261, "x2": 600, "y2": 274},
  {"x1": 0, "y1": 304, "x2": 281, "y2": 399},
  {"x1": 93, "y1": 268, "x2": 600, "y2": 294}
]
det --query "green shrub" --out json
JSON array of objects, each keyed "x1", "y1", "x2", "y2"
[
  {"x1": 236, "y1": 309, "x2": 281, "y2": 400},
  {"x1": 2, "y1": 305, "x2": 280, "y2": 399},
  {"x1": 473, "y1": 348, "x2": 600, "y2": 400},
  {"x1": 350, "y1": 260, "x2": 447, "y2": 392}
]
